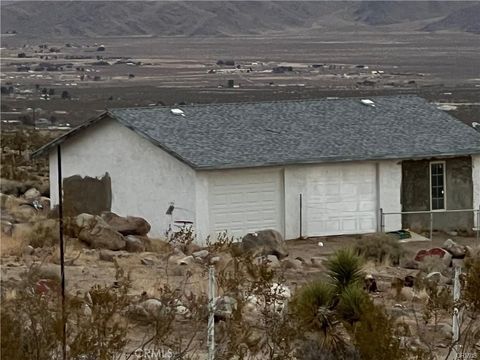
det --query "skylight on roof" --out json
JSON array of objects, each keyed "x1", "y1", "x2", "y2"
[
  {"x1": 170, "y1": 108, "x2": 185, "y2": 116},
  {"x1": 360, "y1": 99, "x2": 375, "y2": 107}
]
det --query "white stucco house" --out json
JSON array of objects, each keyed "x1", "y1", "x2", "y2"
[{"x1": 34, "y1": 96, "x2": 480, "y2": 242}]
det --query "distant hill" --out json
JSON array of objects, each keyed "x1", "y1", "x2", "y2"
[
  {"x1": 422, "y1": 3, "x2": 480, "y2": 34},
  {"x1": 353, "y1": 1, "x2": 469, "y2": 25},
  {"x1": 1, "y1": 1, "x2": 478, "y2": 38}
]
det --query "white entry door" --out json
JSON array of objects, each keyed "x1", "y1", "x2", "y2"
[
  {"x1": 305, "y1": 163, "x2": 377, "y2": 236},
  {"x1": 208, "y1": 170, "x2": 283, "y2": 238}
]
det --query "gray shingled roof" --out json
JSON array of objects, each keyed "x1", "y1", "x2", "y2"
[
  {"x1": 107, "y1": 95, "x2": 480, "y2": 169},
  {"x1": 34, "y1": 95, "x2": 480, "y2": 169}
]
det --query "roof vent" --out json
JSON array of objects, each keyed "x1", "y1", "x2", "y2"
[
  {"x1": 170, "y1": 108, "x2": 185, "y2": 116},
  {"x1": 360, "y1": 99, "x2": 375, "y2": 107}
]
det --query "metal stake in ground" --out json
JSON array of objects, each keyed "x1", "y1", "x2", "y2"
[
  {"x1": 207, "y1": 265, "x2": 216, "y2": 360},
  {"x1": 57, "y1": 145, "x2": 67, "y2": 360},
  {"x1": 451, "y1": 265, "x2": 462, "y2": 359}
]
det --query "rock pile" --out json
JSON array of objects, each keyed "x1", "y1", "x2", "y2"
[{"x1": 75, "y1": 212, "x2": 152, "y2": 252}]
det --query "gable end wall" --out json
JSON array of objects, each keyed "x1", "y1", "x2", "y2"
[{"x1": 49, "y1": 117, "x2": 197, "y2": 238}]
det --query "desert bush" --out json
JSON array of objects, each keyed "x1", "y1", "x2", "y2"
[
  {"x1": 291, "y1": 280, "x2": 353, "y2": 354},
  {"x1": 1, "y1": 263, "x2": 132, "y2": 360},
  {"x1": 214, "y1": 250, "x2": 300, "y2": 359},
  {"x1": 297, "y1": 339, "x2": 361, "y2": 360},
  {"x1": 418, "y1": 255, "x2": 448, "y2": 274},
  {"x1": 25, "y1": 219, "x2": 59, "y2": 248},
  {"x1": 167, "y1": 226, "x2": 195, "y2": 254},
  {"x1": 69, "y1": 266, "x2": 131, "y2": 359},
  {"x1": 454, "y1": 253, "x2": 480, "y2": 357},
  {"x1": 354, "y1": 233, "x2": 405, "y2": 265},
  {"x1": 292, "y1": 281, "x2": 335, "y2": 332},
  {"x1": 336, "y1": 284, "x2": 369, "y2": 325},
  {"x1": 352, "y1": 302, "x2": 409, "y2": 360},
  {"x1": 464, "y1": 252, "x2": 480, "y2": 312},
  {"x1": 1, "y1": 287, "x2": 64, "y2": 360},
  {"x1": 205, "y1": 231, "x2": 235, "y2": 254},
  {"x1": 149, "y1": 238, "x2": 173, "y2": 254},
  {"x1": 326, "y1": 248, "x2": 364, "y2": 292}
]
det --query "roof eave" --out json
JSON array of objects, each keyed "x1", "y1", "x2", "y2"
[{"x1": 194, "y1": 151, "x2": 480, "y2": 171}]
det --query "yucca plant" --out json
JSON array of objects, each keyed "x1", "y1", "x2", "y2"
[
  {"x1": 326, "y1": 248, "x2": 364, "y2": 292},
  {"x1": 292, "y1": 280, "x2": 350, "y2": 353},
  {"x1": 336, "y1": 284, "x2": 370, "y2": 325},
  {"x1": 292, "y1": 280, "x2": 336, "y2": 333}
]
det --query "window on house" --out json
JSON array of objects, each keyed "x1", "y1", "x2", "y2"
[{"x1": 430, "y1": 162, "x2": 446, "y2": 210}]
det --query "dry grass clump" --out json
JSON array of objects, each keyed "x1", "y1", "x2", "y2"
[
  {"x1": 148, "y1": 238, "x2": 173, "y2": 254},
  {"x1": 418, "y1": 255, "x2": 448, "y2": 274},
  {"x1": 354, "y1": 232, "x2": 405, "y2": 265},
  {"x1": 0, "y1": 234, "x2": 26, "y2": 256},
  {"x1": 25, "y1": 219, "x2": 59, "y2": 249}
]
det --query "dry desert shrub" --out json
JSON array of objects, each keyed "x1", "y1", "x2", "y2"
[
  {"x1": 148, "y1": 238, "x2": 173, "y2": 254},
  {"x1": 25, "y1": 219, "x2": 59, "y2": 248},
  {"x1": 418, "y1": 255, "x2": 448, "y2": 274},
  {"x1": 0, "y1": 233, "x2": 26, "y2": 256},
  {"x1": 354, "y1": 232, "x2": 405, "y2": 265}
]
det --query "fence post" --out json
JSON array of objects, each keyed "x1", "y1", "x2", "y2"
[
  {"x1": 57, "y1": 145, "x2": 67, "y2": 360},
  {"x1": 379, "y1": 208, "x2": 384, "y2": 233},
  {"x1": 207, "y1": 266, "x2": 216, "y2": 360},
  {"x1": 477, "y1": 205, "x2": 480, "y2": 243},
  {"x1": 452, "y1": 266, "x2": 462, "y2": 358},
  {"x1": 429, "y1": 212, "x2": 433, "y2": 241},
  {"x1": 299, "y1": 194, "x2": 303, "y2": 239}
]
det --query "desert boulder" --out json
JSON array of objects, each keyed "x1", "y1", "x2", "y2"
[
  {"x1": 100, "y1": 211, "x2": 151, "y2": 236},
  {"x1": 76, "y1": 213, "x2": 126, "y2": 250},
  {"x1": 442, "y1": 239, "x2": 466, "y2": 259},
  {"x1": 241, "y1": 229, "x2": 288, "y2": 259}
]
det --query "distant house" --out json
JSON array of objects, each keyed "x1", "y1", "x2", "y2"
[{"x1": 33, "y1": 96, "x2": 480, "y2": 242}]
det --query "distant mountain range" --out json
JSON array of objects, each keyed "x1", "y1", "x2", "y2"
[{"x1": 1, "y1": 1, "x2": 479, "y2": 38}]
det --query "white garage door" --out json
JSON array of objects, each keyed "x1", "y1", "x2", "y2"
[
  {"x1": 306, "y1": 163, "x2": 377, "y2": 236},
  {"x1": 209, "y1": 170, "x2": 283, "y2": 238}
]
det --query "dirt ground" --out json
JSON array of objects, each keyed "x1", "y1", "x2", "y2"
[
  {"x1": 1, "y1": 231, "x2": 476, "y2": 301},
  {"x1": 1, "y1": 227, "x2": 478, "y2": 358}
]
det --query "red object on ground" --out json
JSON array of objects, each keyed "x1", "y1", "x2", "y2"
[{"x1": 414, "y1": 247, "x2": 449, "y2": 262}]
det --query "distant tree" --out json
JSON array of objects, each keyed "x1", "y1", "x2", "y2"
[
  {"x1": 17, "y1": 52, "x2": 26, "y2": 58},
  {"x1": 41, "y1": 88, "x2": 47, "y2": 95},
  {"x1": 35, "y1": 84, "x2": 40, "y2": 91},
  {"x1": 48, "y1": 88, "x2": 55, "y2": 96},
  {"x1": 8, "y1": 86, "x2": 14, "y2": 94},
  {"x1": 61, "y1": 90, "x2": 71, "y2": 100},
  {"x1": 49, "y1": 115, "x2": 58, "y2": 124},
  {"x1": 1, "y1": 86, "x2": 8, "y2": 95}
]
